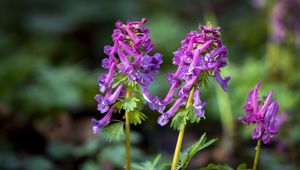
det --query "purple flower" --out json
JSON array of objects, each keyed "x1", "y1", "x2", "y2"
[
  {"x1": 100, "y1": 18, "x2": 162, "y2": 89},
  {"x1": 95, "y1": 84, "x2": 124, "y2": 113},
  {"x1": 214, "y1": 68, "x2": 230, "y2": 92},
  {"x1": 157, "y1": 96, "x2": 185, "y2": 126},
  {"x1": 270, "y1": 0, "x2": 300, "y2": 46},
  {"x1": 150, "y1": 23, "x2": 230, "y2": 126},
  {"x1": 93, "y1": 18, "x2": 162, "y2": 133},
  {"x1": 239, "y1": 82, "x2": 282, "y2": 144},
  {"x1": 193, "y1": 88, "x2": 206, "y2": 118},
  {"x1": 92, "y1": 107, "x2": 116, "y2": 134}
]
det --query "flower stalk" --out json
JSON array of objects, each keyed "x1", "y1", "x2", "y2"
[
  {"x1": 252, "y1": 139, "x2": 262, "y2": 170},
  {"x1": 171, "y1": 87, "x2": 195, "y2": 170},
  {"x1": 125, "y1": 86, "x2": 132, "y2": 170}
]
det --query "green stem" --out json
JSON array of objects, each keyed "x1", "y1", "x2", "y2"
[
  {"x1": 252, "y1": 139, "x2": 262, "y2": 170},
  {"x1": 171, "y1": 87, "x2": 195, "y2": 170},
  {"x1": 125, "y1": 86, "x2": 132, "y2": 170}
]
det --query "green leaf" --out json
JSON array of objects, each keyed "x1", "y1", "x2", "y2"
[
  {"x1": 132, "y1": 154, "x2": 164, "y2": 170},
  {"x1": 128, "y1": 110, "x2": 148, "y2": 125},
  {"x1": 186, "y1": 106, "x2": 201, "y2": 123},
  {"x1": 112, "y1": 101, "x2": 123, "y2": 112},
  {"x1": 198, "y1": 163, "x2": 233, "y2": 170},
  {"x1": 122, "y1": 97, "x2": 140, "y2": 111},
  {"x1": 171, "y1": 109, "x2": 187, "y2": 130},
  {"x1": 199, "y1": 71, "x2": 210, "y2": 88},
  {"x1": 236, "y1": 163, "x2": 248, "y2": 170},
  {"x1": 126, "y1": 79, "x2": 136, "y2": 87},
  {"x1": 177, "y1": 133, "x2": 217, "y2": 170},
  {"x1": 171, "y1": 106, "x2": 202, "y2": 130},
  {"x1": 112, "y1": 74, "x2": 127, "y2": 88},
  {"x1": 101, "y1": 123, "x2": 124, "y2": 142},
  {"x1": 111, "y1": 73, "x2": 136, "y2": 88},
  {"x1": 133, "y1": 86, "x2": 144, "y2": 110}
]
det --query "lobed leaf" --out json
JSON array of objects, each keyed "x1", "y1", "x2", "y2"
[
  {"x1": 128, "y1": 110, "x2": 148, "y2": 125},
  {"x1": 122, "y1": 97, "x2": 140, "y2": 111},
  {"x1": 171, "y1": 106, "x2": 202, "y2": 131},
  {"x1": 101, "y1": 123, "x2": 124, "y2": 142},
  {"x1": 171, "y1": 109, "x2": 187, "y2": 130}
]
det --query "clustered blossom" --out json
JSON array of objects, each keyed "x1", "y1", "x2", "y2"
[
  {"x1": 143, "y1": 24, "x2": 230, "y2": 126},
  {"x1": 239, "y1": 82, "x2": 282, "y2": 144},
  {"x1": 92, "y1": 18, "x2": 162, "y2": 134}
]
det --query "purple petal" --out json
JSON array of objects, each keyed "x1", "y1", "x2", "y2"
[
  {"x1": 252, "y1": 82, "x2": 262, "y2": 114},
  {"x1": 214, "y1": 69, "x2": 230, "y2": 92},
  {"x1": 92, "y1": 107, "x2": 115, "y2": 134},
  {"x1": 107, "y1": 84, "x2": 124, "y2": 104},
  {"x1": 193, "y1": 88, "x2": 206, "y2": 118},
  {"x1": 157, "y1": 114, "x2": 169, "y2": 126},
  {"x1": 252, "y1": 124, "x2": 263, "y2": 140},
  {"x1": 257, "y1": 91, "x2": 273, "y2": 118},
  {"x1": 101, "y1": 58, "x2": 110, "y2": 69},
  {"x1": 104, "y1": 45, "x2": 112, "y2": 55},
  {"x1": 118, "y1": 41, "x2": 140, "y2": 60},
  {"x1": 162, "y1": 81, "x2": 181, "y2": 105},
  {"x1": 164, "y1": 96, "x2": 185, "y2": 118},
  {"x1": 104, "y1": 61, "x2": 117, "y2": 86}
]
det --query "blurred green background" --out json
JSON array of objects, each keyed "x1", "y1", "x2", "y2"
[{"x1": 0, "y1": 0, "x2": 299, "y2": 169}]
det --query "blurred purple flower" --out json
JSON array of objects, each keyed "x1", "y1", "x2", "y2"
[
  {"x1": 93, "y1": 18, "x2": 162, "y2": 133},
  {"x1": 239, "y1": 82, "x2": 284, "y2": 144},
  {"x1": 271, "y1": 0, "x2": 300, "y2": 46}
]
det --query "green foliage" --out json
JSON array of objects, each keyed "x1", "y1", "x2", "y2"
[
  {"x1": 171, "y1": 106, "x2": 202, "y2": 130},
  {"x1": 47, "y1": 142, "x2": 74, "y2": 160},
  {"x1": 199, "y1": 71, "x2": 210, "y2": 88},
  {"x1": 236, "y1": 163, "x2": 248, "y2": 170},
  {"x1": 132, "y1": 154, "x2": 164, "y2": 170},
  {"x1": 128, "y1": 110, "x2": 148, "y2": 126},
  {"x1": 99, "y1": 144, "x2": 144, "y2": 168},
  {"x1": 112, "y1": 73, "x2": 137, "y2": 89},
  {"x1": 113, "y1": 93, "x2": 143, "y2": 112},
  {"x1": 112, "y1": 84, "x2": 147, "y2": 125},
  {"x1": 177, "y1": 133, "x2": 217, "y2": 170},
  {"x1": 101, "y1": 123, "x2": 124, "y2": 142},
  {"x1": 112, "y1": 74, "x2": 128, "y2": 88},
  {"x1": 0, "y1": 153, "x2": 56, "y2": 170},
  {"x1": 171, "y1": 109, "x2": 187, "y2": 130},
  {"x1": 198, "y1": 163, "x2": 249, "y2": 170},
  {"x1": 123, "y1": 97, "x2": 140, "y2": 111},
  {"x1": 22, "y1": 156, "x2": 56, "y2": 170},
  {"x1": 80, "y1": 161, "x2": 99, "y2": 170},
  {"x1": 198, "y1": 163, "x2": 233, "y2": 170}
]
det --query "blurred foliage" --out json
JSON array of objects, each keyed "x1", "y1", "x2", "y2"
[
  {"x1": 132, "y1": 154, "x2": 165, "y2": 170},
  {"x1": 0, "y1": 0, "x2": 300, "y2": 169}
]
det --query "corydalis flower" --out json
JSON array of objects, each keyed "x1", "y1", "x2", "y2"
[
  {"x1": 145, "y1": 23, "x2": 230, "y2": 126},
  {"x1": 100, "y1": 18, "x2": 162, "y2": 90},
  {"x1": 171, "y1": 25, "x2": 229, "y2": 91},
  {"x1": 93, "y1": 18, "x2": 162, "y2": 134},
  {"x1": 239, "y1": 82, "x2": 282, "y2": 144}
]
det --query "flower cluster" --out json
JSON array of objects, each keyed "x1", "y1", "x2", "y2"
[
  {"x1": 93, "y1": 18, "x2": 162, "y2": 134},
  {"x1": 271, "y1": 0, "x2": 300, "y2": 46},
  {"x1": 239, "y1": 82, "x2": 282, "y2": 144},
  {"x1": 143, "y1": 24, "x2": 230, "y2": 126}
]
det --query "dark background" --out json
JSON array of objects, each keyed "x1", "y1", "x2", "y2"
[{"x1": 0, "y1": 0, "x2": 299, "y2": 169}]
